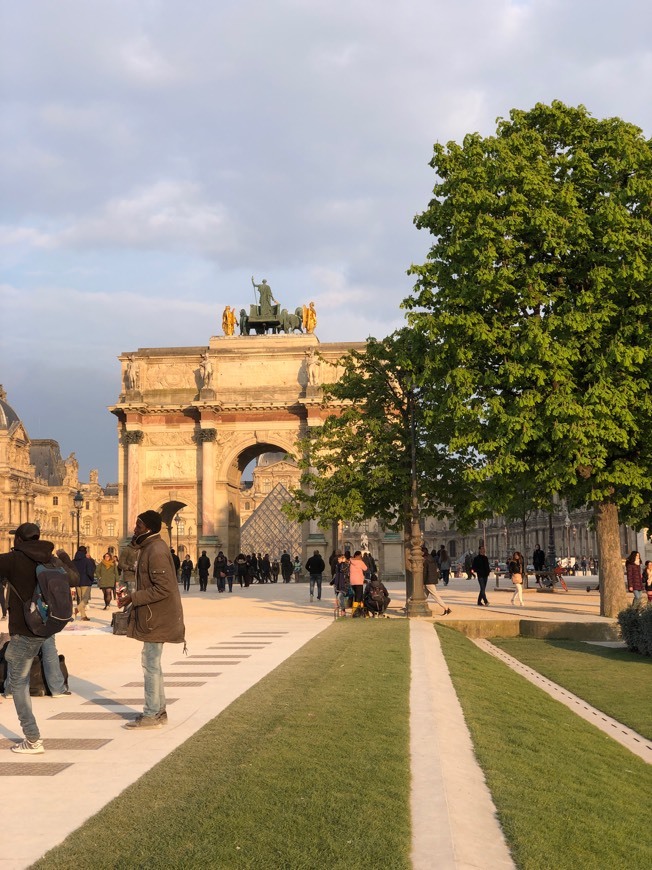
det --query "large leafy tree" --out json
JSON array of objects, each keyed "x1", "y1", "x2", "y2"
[
  {"x1": 287, "y1": 329, "x2": 466, "y2": 596},
  {"x1": 406, "y1": 101, "x2": 652, "y2": 617}
]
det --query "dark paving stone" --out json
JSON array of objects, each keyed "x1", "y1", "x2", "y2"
[
  {"x1": 0, "y1": 738, "x2": 111, "y2": 751},
  {"x1": 162, "y1": 672, "x2": 223, "y2": 677},
  {"x1": 48, "y1": 711, "x2": 141, "y2": 721},
  {"x1": 82, "y1": 698, "x2": 178, "y2": 706},
  {"x1": 0, "y1": 762, "x2": 72, "y2": 776},
  {"x1": 123, "y1": 681, "x2": 206, "y2": 687}
]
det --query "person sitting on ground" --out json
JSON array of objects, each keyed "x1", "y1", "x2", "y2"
[{"x1": 364, "y1": 573, "x2": 390, "y2": 616}]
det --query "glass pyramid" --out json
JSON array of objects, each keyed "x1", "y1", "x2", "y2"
[{"x1": 240, "y1": 483, "x2": 302, "y2": 557}]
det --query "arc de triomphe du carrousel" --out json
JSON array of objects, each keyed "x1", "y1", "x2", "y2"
[{"x1": 109, "y1": 284, "x2": 373, "y2": 564}]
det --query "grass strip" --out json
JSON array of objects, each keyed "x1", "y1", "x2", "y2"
[
  {"x1": 491, "y1": 637, "x2": 652, "y2": 739},
  {"x1": 33, "y1": 620, "x2": 411, "y2": 870},
  {"x1": 436, "y1": 625, "x2": 652, "y2": 870}
]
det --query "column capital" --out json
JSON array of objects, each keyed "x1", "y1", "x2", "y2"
[
  {"x1": 194, "y1": 428, "x2": 217, "y2": 443},
  {"x1": 122, "y1": 430, "x2": 144, "y2": 446}
]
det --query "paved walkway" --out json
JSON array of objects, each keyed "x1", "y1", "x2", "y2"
[{"x1": 0, "y1": 578, "x2": 623, "y2": 868}]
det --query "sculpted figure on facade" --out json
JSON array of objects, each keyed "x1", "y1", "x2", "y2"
[
  {"x1": 251, "y1": 276, "x2": 278, "y2": 317},
  {"x1": 302, "y1": 301, "x2": 317, "y2": 334},
  {"x1": 222, "y1": 306, "x2": 236, "y2": 336},
  {"x1": 200, "y1": 353, "x2": 214, "y2": 390},
  {"x1": 306, "y1": 349, "x2": 321, "y2": 387}
]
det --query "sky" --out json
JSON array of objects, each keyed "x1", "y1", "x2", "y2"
[{"x1": 1, "y1": 0, "x2": 651, "y2": 484}]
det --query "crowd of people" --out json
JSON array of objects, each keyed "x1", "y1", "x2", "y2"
[{"x1": 328, "y1": 549, "x2": 390, "y2": 617}]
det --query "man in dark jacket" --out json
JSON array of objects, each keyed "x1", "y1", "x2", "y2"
[
  {"x1": 118, "y1": 510, "x2": 185, "y2": 729},
  {"x1": 280, "y1": 550, "x2": 293, "y2": 583},
  {"x1": 73, "y1": 545, "x2": 95, "y2": 620},
  {"x1": 0, "y1": 523, "x2": 77, "y2": 754},
  {"x1": 472, "y1": 544, "x2": 490, "y2": 607},
  {"x1": 197, "y1": 550, "x2": 211, "y2": 591},
  {"x1": 305, "y1": 550, "x2": 326, "y2": 601}
]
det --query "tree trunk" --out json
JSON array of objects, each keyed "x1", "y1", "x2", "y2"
[{"x1": 594, "y1": 501, "x2": 628, "y2": 618}]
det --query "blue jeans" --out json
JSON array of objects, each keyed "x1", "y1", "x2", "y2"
[
  {"x1": 309, "y1": 574, "x2": 322, "y2": 599},
  {"x1": 142, "y1": 642, "x2": 165, "y2": 717},
  {"x1": 5, "y1": 634, "x2": 62, "y2": 741}
]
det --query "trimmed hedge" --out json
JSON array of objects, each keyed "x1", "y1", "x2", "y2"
[{"x1": 617, "y1": 603, "x2": 652, "y2": 655}]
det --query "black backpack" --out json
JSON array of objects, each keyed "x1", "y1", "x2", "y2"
[
  {"x1": 369, "y1": 581, "x2": 385, "y2": 602},
  {"x1": 9, "y1": 560, "x2": 73, "y2": 637}
]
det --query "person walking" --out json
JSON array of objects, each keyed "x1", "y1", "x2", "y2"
[
  {"x1": 73, "y1": 545, "x2": 95, "y2": 620},
  {"x1": 0, "y1": 523, "x2": 77, "y2": 753},
  {"x1": 117, "y1": 511, "x2": 185, "y2": 729},
  {"x1": 472, "y1": 544, "x2": 490, "y2": 607},
  {"x1": 643, "y1": 561, "x2": 652, "y2": 604},
  {"x1": 170, "y1": 548, "x2": 181, "y2": 579},
  {"x1": 280, "y1": 551, "x2": 293, "y2": 583},
  {"x1": 331, "y1": 552, "x2": 351, "y2": 616},
  {"x1": 509, "y1": 550, "x2": 525, "y2": 607},
  {"x1": 234, "y1": 553, "x2": 248, "y2": 587},
  {"x1": 625, "y1": 551, "x2": 643, "y2": 607},
  {"x1": 197, "y1": 551, "x2": 211, "y2": 592},
  {"x1": 438, "y1": 547, "x2": 452, "y2": 586},
  {"x1": 305, "y1": 550, "x2": 325, "y2": 601},
  {"x1": 271, "y1": 558, "x2": 280, "y2": 583},
  {"x1": 180, "y1": 555, "x2": 193, "y2": 592},
  {"x1": 96, "y1": 552, "x2": 119, "y2": 609},
  {"x1": 424, "y1": 549, "x2": 451, "y2": 615},
  {"x1": 292, "y1": 555, "x2": 302, "y2": 582},
  {"x1": 213, "y1": 551, "x2": 228, "y2": 592}
]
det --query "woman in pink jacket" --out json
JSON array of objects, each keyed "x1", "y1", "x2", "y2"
[{"x1": 348, "y1": 550, "x2": 367, "y2": 617}]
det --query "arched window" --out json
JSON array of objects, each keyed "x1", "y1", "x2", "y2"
[{"x1": 245, "y1": 501, "x2": 251, "y2": 511}]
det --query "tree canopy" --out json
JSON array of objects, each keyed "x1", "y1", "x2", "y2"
[
  {"x1": 406, "y1": 101, "x2": 652, "y2": 615},
  {"x1": 287, "y1": 329, "x2": 466, "y2": 541}
]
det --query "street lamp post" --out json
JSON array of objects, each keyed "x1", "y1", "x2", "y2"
[
  {"x1": 564, "y1": 512, "x2": 571, "y2": 568},
  {"x1": 174, "y1": 514, "x2": 181, "y2": 552},
  {"x1": 73, "y1": 490, "x2": 83, "y2": 551}
]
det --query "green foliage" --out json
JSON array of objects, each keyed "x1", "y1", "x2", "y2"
[
  {"x1": 618, "y1": 603, "x2": 652, "y2": 655},
  {"x1": 286, "y1": 328, "x2": 466, "y2": 531},
  {"x1": 406, "y1": 101, "x2": 652, "y2": 525}
]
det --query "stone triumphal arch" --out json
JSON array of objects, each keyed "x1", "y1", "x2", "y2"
[{"x1": 110, "y1": 333, "x2": 362, "y2": 560}]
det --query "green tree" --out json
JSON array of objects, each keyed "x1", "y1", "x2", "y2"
[
  {"x1": 406, "y1": 101, "x2": 652, "y2": 617},
  {"x1": 286, "y1": 329, "x2": 465, "y2": 611}
]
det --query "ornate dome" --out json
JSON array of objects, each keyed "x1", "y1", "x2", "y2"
[{"x1": 0, "y1": 385, "x2": 21, "y2": 431}]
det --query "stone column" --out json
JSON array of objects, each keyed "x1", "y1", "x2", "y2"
[
  {"x1": 123, "y1": 430, "x2": 144, "y2": 534},
  {"x1": 196, "y1": 428, "x2": 217, "y2": 539}
]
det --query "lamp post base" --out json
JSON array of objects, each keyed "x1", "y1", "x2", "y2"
[{"x1": 406, "y1": 597, "x2": 432, "y2": 617}]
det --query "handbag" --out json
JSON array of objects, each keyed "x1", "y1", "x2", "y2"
[{"x1": 111, "y1": 608, "x2": 130, "y2": 636}]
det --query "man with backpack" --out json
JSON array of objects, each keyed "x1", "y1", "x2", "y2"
[{"x1": 0, "y1": 523, "x2": 78, "y2": 754}]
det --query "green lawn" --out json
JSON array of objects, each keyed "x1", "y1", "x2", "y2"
[
  {"x1": 34, "y1": 621, "x2": 411, "y2": 870},
  {"x1": 436, "y1": 625, "x2": 652, "y2": 870},
  {"x1": 491, "y1": 637, "x2": 652, "y2": 739}
]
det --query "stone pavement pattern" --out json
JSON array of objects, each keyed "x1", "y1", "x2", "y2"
[{"x1": 0, "y1": 576, "x2": 620, "y2": 868}]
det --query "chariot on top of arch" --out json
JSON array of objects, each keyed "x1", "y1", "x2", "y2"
[{"x1": 221, "y1": 277, "x2": 317, "y2": 337}]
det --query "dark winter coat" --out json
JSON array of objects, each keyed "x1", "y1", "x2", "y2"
[
  {"x1": 305, "y1": 554, "x2": 326, "y2": 575},
  {"x1": 0, "y1": 539, "x2": 78, "y2": 637},
  {"x1": 197, "y1": 554, "x2": 211, "y2": 577},
  {"x1": 73, "y1": 550, "x2": 96, "y2": 586},
  {"x1": 127, "y1": 533, "x2": 185, "y2": 644}
]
